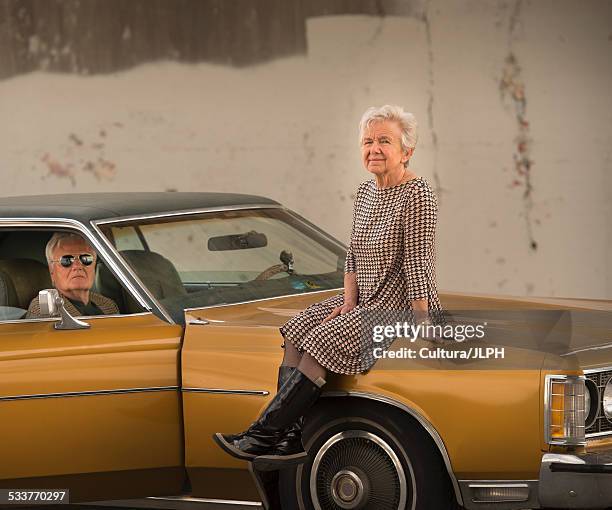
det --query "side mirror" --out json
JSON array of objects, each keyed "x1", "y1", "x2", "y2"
[
  {"x1": 38, "y1": 289, "x2": 90, "y2": 330},
  {"x1": 39, "y1": 289, "x2": 60, "y2": 317}
]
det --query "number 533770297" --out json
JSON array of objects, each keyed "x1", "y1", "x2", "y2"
[{"x1": 1, "y1": 490, "x2": 69, "y2": 504}]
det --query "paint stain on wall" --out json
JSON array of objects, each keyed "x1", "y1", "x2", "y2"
[
  {"x1": 501, "y1": 0, "x2": 538, "y2": 252},
  {"x1": 41, "y1": 124, "x2": 120, "y2": 185},
  {"x1": 41, "y1": 153, "x2": 76, "y2": 186},
  {"x1": 83, "y1": 158, "x2": 116, "y2": 181},
  {"x1": 500, "y1": 53, "x2": 534, "y2": 194}
]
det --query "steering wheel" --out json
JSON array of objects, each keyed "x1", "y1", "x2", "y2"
[
  {"x1": 254, "y1": 250, "x2": 295, "y2": 281},
  {"x1": 254, "y1": 264, "x2": 290, "y2": 281}
]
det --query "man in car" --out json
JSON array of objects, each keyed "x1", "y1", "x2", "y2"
[{"x1": 26, "y1": 232, "x2": 119, "y2": 318}]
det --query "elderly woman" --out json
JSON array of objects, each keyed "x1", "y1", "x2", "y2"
[{"x1": 214, "y1": 105, "x2": 444, "y2": 468}]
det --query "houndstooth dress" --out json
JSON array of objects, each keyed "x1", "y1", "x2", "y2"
[{"x1": 280, "y1": 177, "x2": 444, "y2": 375}]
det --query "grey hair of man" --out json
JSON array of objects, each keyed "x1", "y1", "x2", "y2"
[
  {"x1": 359, "y1": 105, "x2": 418, "y2": 168},
  {"x1": 45, "y1": 232, "x2": 95, "y2": 265}
]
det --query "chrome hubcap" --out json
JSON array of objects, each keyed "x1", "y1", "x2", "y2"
[
  {"x1": 331, "y1": 469, "x2": 368, "y2": 508},
  {"x1": 310, "y1": 430, "x2": 408, "y2": 510}
]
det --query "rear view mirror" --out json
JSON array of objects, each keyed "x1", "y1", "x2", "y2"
[{"x1": 208, "y1": 231, "x2": 268, "y2": 251}]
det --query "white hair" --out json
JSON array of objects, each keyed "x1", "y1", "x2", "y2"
[
  {"x1": 45, "y1": 232, "x2": 94, "y2": 264},
  {"x1": 359, "y1": 105, "x2": 418, "y2": 165}
]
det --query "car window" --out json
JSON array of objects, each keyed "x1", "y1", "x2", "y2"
[
  {"x1": 113, "y1": 226, "x2": 145, "y2": 251},
  {"x1": 0, "y1": 228, "x2": 145, "y2": 321},
  {"x1": 138, "y1": 216, "x2": 337, "y2": 283},
  {"x1": 103, "y1": 208, "x2": 345, "y2": 313}
]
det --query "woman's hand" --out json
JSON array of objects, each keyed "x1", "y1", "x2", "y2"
[
  {"x1": 323, "y1": 302, "x2": 356, "y2": 323},
  {"x1": 323, "y1": 272, "x2": 359, "y2": 322}
]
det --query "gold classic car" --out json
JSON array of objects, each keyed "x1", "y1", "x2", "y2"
[{"x1": 0, "y1": 192, "x2": 610, "y2": 510}]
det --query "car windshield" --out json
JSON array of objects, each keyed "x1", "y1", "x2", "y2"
[{"x1": 100, "y1": 208, "x2": 345, "y2": 321}]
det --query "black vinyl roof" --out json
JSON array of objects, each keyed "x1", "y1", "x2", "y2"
[{"x1": 0, "y1": 192, "x2": 280, "y2": 223}]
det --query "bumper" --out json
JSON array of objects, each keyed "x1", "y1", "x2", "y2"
[{"x1": 539, "y1": 449, "x2": 612, "y2": 509}]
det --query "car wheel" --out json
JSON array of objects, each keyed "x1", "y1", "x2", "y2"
[{"x1": 279, "y1": 399, "x2": 460, "y2": 510}]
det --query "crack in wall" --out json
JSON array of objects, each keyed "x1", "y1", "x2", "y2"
[
  {"x1": 500, "y1": 0, "x2": 538, "y2": 252},
  {"x1": 424, "y1": 0, "x2": 442, "y2": 200}
]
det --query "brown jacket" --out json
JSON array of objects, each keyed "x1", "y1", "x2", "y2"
[{"x1": 26, "y1": 291, "x2": 119, "y2": 319}]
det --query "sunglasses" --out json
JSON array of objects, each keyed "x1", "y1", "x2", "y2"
[{"x1": 53, "y1": 253, "x2": 95, "y2": 268}]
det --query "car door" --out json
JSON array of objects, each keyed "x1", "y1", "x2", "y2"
[
  {"x1": 0, "y1": 226, "x2": 186, "y2": 502},
  {"x1": 180, "y1": 292, "x2": 339, "y2": 501},
  {"x1": 92, "y1": 206, "x2": 348, "y2": 500}
]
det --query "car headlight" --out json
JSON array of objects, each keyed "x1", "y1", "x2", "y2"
[
  {"x1": 545, "y1": 375, "x2": 586, "y2": 445},
  {"x1": 585, "y1": 378, "x2": 599, "y2": 428},
  {"x1": 604, "y1": 376, "x2": 612, "y2": 422}
]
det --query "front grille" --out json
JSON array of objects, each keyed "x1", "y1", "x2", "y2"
[{"x1": 585, "y1": 369, "x2": 612, "y2": 436}]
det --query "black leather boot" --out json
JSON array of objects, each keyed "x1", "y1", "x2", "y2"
[
  {"x1": 216, "y1": 365, "x2": 302, "y2": 445},
  {"x1": 253, "y1": 366, "x2": 308, "y2": 470},
  {"x1": 213, "y1": 369, "x2": 322, "y2": 463},
  {"x1": 275, "y1": 366, "x2": 304, "y2": 453}
]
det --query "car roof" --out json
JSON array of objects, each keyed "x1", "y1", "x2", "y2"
[{"x1": 0, "y1": 192, "x2": 280, "y2": 223}]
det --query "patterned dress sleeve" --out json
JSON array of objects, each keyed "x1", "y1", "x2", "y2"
[
  {"x1": 344, "y1": 184, "x2": 361, "y2": 274},
  {"x1": 403, "y1": 181, "x2": 438, "y2": 301}
]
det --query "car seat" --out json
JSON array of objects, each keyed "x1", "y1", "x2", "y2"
[
  {"x1": 0, "y1": 259, "x2": 52, "y2": 311},
  {"x1": 96, "y1": 250, "x2": 187, "y2": 313}
]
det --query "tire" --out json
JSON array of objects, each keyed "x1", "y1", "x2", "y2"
[{"x1": 279, "y1": 398, "x2": 461, "y2": 510}]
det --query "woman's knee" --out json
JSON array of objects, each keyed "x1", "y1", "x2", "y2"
[{"x1": 281, "y1": 337, "x2": 302, "y2": 366}]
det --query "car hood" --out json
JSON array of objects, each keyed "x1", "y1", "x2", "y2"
[
  {"x1": 440, "y1": 291, "x2": 612, "y2": 371},
  {"x1": 185, "y1": 289, "x2": 612, "y2": 371}
]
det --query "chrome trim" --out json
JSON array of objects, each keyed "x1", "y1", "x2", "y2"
[
  {"x1": 543, "y1": 374, "x2": 587, "y2": 446},
  {"x1": 0, "y1": 217, "x2": 151, "y2": 312},
  {"x1": 182, "y1": 387, "x2": 270, "y2": 396},
  {"x1": 563, "y1": 344, "x2": 612, "y2": 356},
  {"x1": 92, "y1": 203, "x2": 283, "y2": 226},
  {"x1": 468, "y1": 484, "x2": 529, "y2": 488},
  {"x1": 461, "y1": 479, "x2": 538, "y2": 483},
  {"x1": 87, "y1": 496, "x2": 262, "y2": 509},
  {"x1": 284, "y1": 209, "x2": 348, "y2": 252},
  {"x1": 0, "y1": 385, "x2": 178, "y2": 401},
  {"x1": 584, "y1": 365, "x2": 612, "y2": 374},
  {"x1": 184, "y1": 287, "x2": 343, "y2": 312},
  {"x1": 310, "y1": 429, "x2": 408, "y2": 510},
  {"x1": 188, "y1": 319, "x2": 210, "y2": 325},
  {"x1": 149, "y1": 496, "x2": 262, "y2": 506},
  {"x1": 587, "y1": 430, "x2": 612, "y2": 438},
  {"x1": 0, "y1": 311, "x2": 153, "y2": 326},
  {"x1": 321, "y1": 390, "x2": 463, "y2": 507},
  {"x1": 89, "y1": 220, "x2": 174, "y2": 324}
]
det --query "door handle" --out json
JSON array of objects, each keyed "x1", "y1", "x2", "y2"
[{"x1": 188, "y1": 319, "x2": 210, "y2": 326}]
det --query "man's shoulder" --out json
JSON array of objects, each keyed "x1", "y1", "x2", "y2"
[
  {"x1": 26, "y1": 292, "x2": 119, "y2": 318},
  {"x1": 25, "y1": 296, "x2": 41, "y2": 319},
  {"x1": 90, "y1": 292, "x2": 119, "y2": 314}
]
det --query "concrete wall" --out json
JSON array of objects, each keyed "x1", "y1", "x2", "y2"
[{"x1": 1, "y1": 0, "x2": 610, "y2": 299}]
